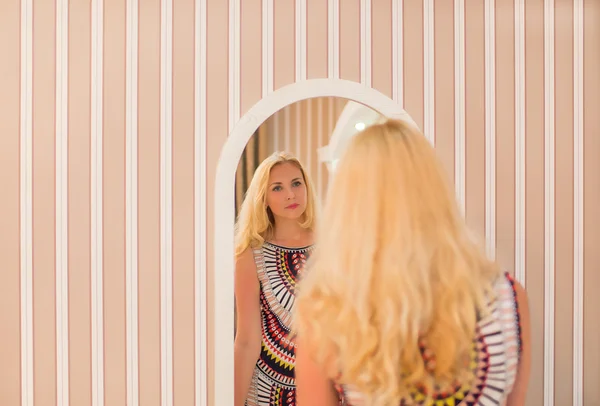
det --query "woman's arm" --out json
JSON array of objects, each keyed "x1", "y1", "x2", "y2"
[
  {"x1": 506, "y1": 280, "x2": 531, "y2": 406},
  {"x1": 234, "y1": 249, "x2": 262, "y2": 406},
  {"x1": 296, "y1": 336, "x2": 340, "y2": 406}
]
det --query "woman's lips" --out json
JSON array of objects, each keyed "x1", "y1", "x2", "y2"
[{"x1": 286, "y1": 203, "x2": 299, "y2": 209}]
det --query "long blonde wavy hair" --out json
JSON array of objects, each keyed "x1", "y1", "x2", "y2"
[
  {"x1": 234, "y1": 151, "x2": 318, "y2": 257},
  {"x1": 295, "y1": 119, "x2": 500, "y2": 404}
]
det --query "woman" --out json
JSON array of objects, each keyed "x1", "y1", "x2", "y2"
[
  {"x1": 234, "y1": 151, "x2": 318, "y2": 406},
  {"x1": 294, "y1": 120, "x2": 531, "y2": 406}
]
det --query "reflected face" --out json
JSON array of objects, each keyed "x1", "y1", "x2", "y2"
[{"x1": 265, "y1": 162, "x2": 307, "y2": 221}]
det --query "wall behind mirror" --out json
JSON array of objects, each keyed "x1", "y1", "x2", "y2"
[{"x1": 0, "y1": 0, "x2": 598, "y2": 405}]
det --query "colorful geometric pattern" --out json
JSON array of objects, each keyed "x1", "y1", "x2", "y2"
[
  {"x1": 337, "y1": 272, "x2": 523, "y2": 406},
  {"x1": 245, "y1": 242, "x2": 314, "y2": 406}
]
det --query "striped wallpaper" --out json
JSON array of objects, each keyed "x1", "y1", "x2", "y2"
[{"x1": 0, "y1": 0, "x2": 598, "y2": 406}]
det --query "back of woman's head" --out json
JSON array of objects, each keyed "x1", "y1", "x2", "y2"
[
  {"x1": 234, "y1": 151, "x2": 317, "y2": 257},
  {"x1": 295, "y1": 119, "x2": 500, "y2": 404}
]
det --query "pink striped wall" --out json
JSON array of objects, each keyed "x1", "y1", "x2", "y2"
[{"x1": 0, "y1": 0, "x2": 598, "y2": 405}]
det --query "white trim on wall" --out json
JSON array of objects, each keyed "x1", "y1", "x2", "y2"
[
  {"x1": 273, "y1": 113, "x2": 280, "y2": 151},
  {"x1": 423, "y1": 0, "x2": 434, "y2": 145},
  {"x1": 360, "y1": 0, "x2": 372, "y2": 87},
  {"x1": 90, "y1": 0, "x2": 105, "y2": 404},
  {"x1": 194, "y1": 0, "x2": 210, "y2": 406},
  {"x1": 263, "y1": 0, "x2": 274, "y2": 95},
  {"x1": 195, "y1": 0, "x2": 208, "y2": 405},
  {"x1": 392, "y1": 0, "x2": 403, "y2": 106},
  {"x1": 160, "y1": 0, "x2": 174, "y2": 404},
  {"x1": 307, "y1": 101, "x2": 312, "y2": 171},
  {"x1": 514, "y1": 0, "x2": 526, "y2": 286},
  {"x1": 296, "y1": 0, "x2": 307, "y2": 82},
  {"x1": 229, "y1": 0, "x2": 241, "y2": 132},
  {"x1": 484, "y1": 0, "x2": 496, "y2": 259},
  {"x1": 317, "y1": 97, "x2": 324, "y2": 197},
  {"x1": 55, "y1": 0, "x2": 70, "y2": 403},
  {"x1": 454, "y1": 0, "x2": 466, "y2": 214},
  {"x1": 328, "y1": 0, "x2": 340, "y2": 79},
  {"x1": 125, "y1": 0, "x2": 140, "y2": 404},
  {"x1": 572, "y1": 0, "x2": 584, "y2": 404},
  {"x1": 295, "y1": 102, "x2": 301, "y2": 158},
  {"x1": 284, "y1": 106, "x2": 291, "y2": 152},
  {"x1": 543, "y1": 0, "x2": 555, "y2": 404},
  {"x1": 20, "y1": 0, "x2": 34, "y2": 404},
  {"x1": 213, "y1": 79, "x2": 415, "y2": 406}
]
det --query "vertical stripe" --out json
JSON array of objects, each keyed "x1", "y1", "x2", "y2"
[
  {"x1": 327, "y1": 97, "x2": 334, "y2": 193},
  {"x1": 228, "y1": 0, "x2": 240, "y2": 131},
  {"x1": 90, "y1": 0, "x2": 105, "y2": 404},
  {"x1": 160, "y1": 0, "x2": 173, "y2": 404},
  {"x1": 360, "y1": 0, "x2": 371, "y2": 86},
  {"x1": 195, "y1": 0, "x2": 208, "y2": 404},
  {"x1": 514, "y1": 0, "x2": 526, "y2": 286},
  {"x1": 306, "y1": 0, "x2": 328, "y2": 79},
  {"x1": 316, "y1": 97, "x2": 323, "y2": 198},
  {"x1": 20, "y1": 0, "x2": 34, "y2": 404},
  {"x1": 126, "y1": 0, "x2": 139, "y2": 404},
  {"x1": 273, "y1": 0, "x2": 295, "y2": 89},
  {"x1": 295, "y1": 103, "x2": 301, "y2": 158},
  {"x1": 307, "y1": 101, "x2": 312, "y2": 171},
  {"x1": 137, "y1": 1, "x2": 161, "y2": 403},
  {"x1": 55, "y1": 0, "x2": 70, "y2": 403},
  {"x1": 433, "y1": 0, "x2": 455, "y2": 181},
  {"x1": 464, "y1": 0, "x2": 486, "y2": 239},
  {"x1": 423, "y1": 0, "x2": 434, "y2": 145},
  {"x1": 484, "y1": 0, "x2": 496, "y2": 259},
  {"x1": 543, "y1": 0, "x2": 555, "y2": 404},
  {"x1": 494, "y1": 0, "x2": 516, "y2": 274},
  {"x1": 284, "y1": 106, "x2": 291, "y2": 152},
  {"x1": 263, "y1": 0, "x2": 274, "y2": 95},
  {"x1": 103, "y1": 0, "x2": 127, "y2": 400},
  {"x1": 273, "y1": 113, "x2": 280, "y2": 151},
  {"x1": 327, "y1": 0, "x2": 339, "y2": 78},
  {"x1": 403, "y1": 1, "x2": 423, "y2": 132},
  {"x1": 582, "y1": 0, "x2": 600, "y2": 399},
  {"x1": 66, "y1": 0, "x2": 93, "y2": 402},
  {"x1": 454, "y1": 0, "x2": 465, "y2": 213},
  {"x1": 524, "y1": 0, "x2": 545, "y2": 401},
  {"x1": 0, "y1": 2, "x2": 22, "y2": 402},
  {"x1": 572, "y1": 0, "x2": 584, "y2": 404},
  {"x1": 296, "y1": 0, "x2": 307, "y2": 81},
  {"x1": 392, "y1": 0, "x2": 403, "y2": 106}
]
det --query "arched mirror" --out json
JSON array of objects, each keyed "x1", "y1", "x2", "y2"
[{"x1": 213, "y1": 79, "x2": 418, "y2": 405}]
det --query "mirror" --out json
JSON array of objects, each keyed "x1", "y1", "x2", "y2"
[
  {"x1": 232, "y1": 96, "x2": 396, "y2": 405},
  {"x1": 213, "y1": 78, "x2": 417, "y2": 405}
]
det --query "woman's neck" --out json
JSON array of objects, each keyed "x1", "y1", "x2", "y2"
[{"x1": 271, "y1": 217, "x2": 311, "y2": 244}]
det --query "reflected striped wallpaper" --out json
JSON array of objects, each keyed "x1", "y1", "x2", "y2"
[{"x1": 0, "y1": 0, "x2": 598, "y2": 405}]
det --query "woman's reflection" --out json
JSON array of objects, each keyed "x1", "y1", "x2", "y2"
[{"x1": 233, "y1": 151, "x2": 318, "y2": 406}]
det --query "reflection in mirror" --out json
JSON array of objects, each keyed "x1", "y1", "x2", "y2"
[{"x1": 232, "y1": 96, "x2": 379, "y2": 406}]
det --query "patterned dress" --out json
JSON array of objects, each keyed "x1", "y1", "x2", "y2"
[
  {"x1": 245, "y1": 242, "x2": 314, "y2": 406},
  {"x1": 336, "y1": 272, "x2": 523, "y2": 406}
]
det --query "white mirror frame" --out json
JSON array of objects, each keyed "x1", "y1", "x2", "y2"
[{"x1": 213, "y1": 78, "x2": 414, "y2": 405}]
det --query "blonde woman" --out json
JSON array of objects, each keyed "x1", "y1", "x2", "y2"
[
  {"x1": 294, "y1": 120, "x2": 531, "y2": 406},
  {"x1": 234, "y1": 151, "x2": 318, "y2": 406}
]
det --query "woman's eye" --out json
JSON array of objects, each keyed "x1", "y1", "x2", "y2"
[
  {"x1": 293, "y1": 181, "x2": 303, "y2": 187},
  {"x1": 272, "y1": 186, "x2": 282, "y2": 192}
]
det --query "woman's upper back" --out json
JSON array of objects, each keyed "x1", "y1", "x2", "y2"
[{"x1": 337, "y1": 272, "x2": 523, "y2": 406}]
